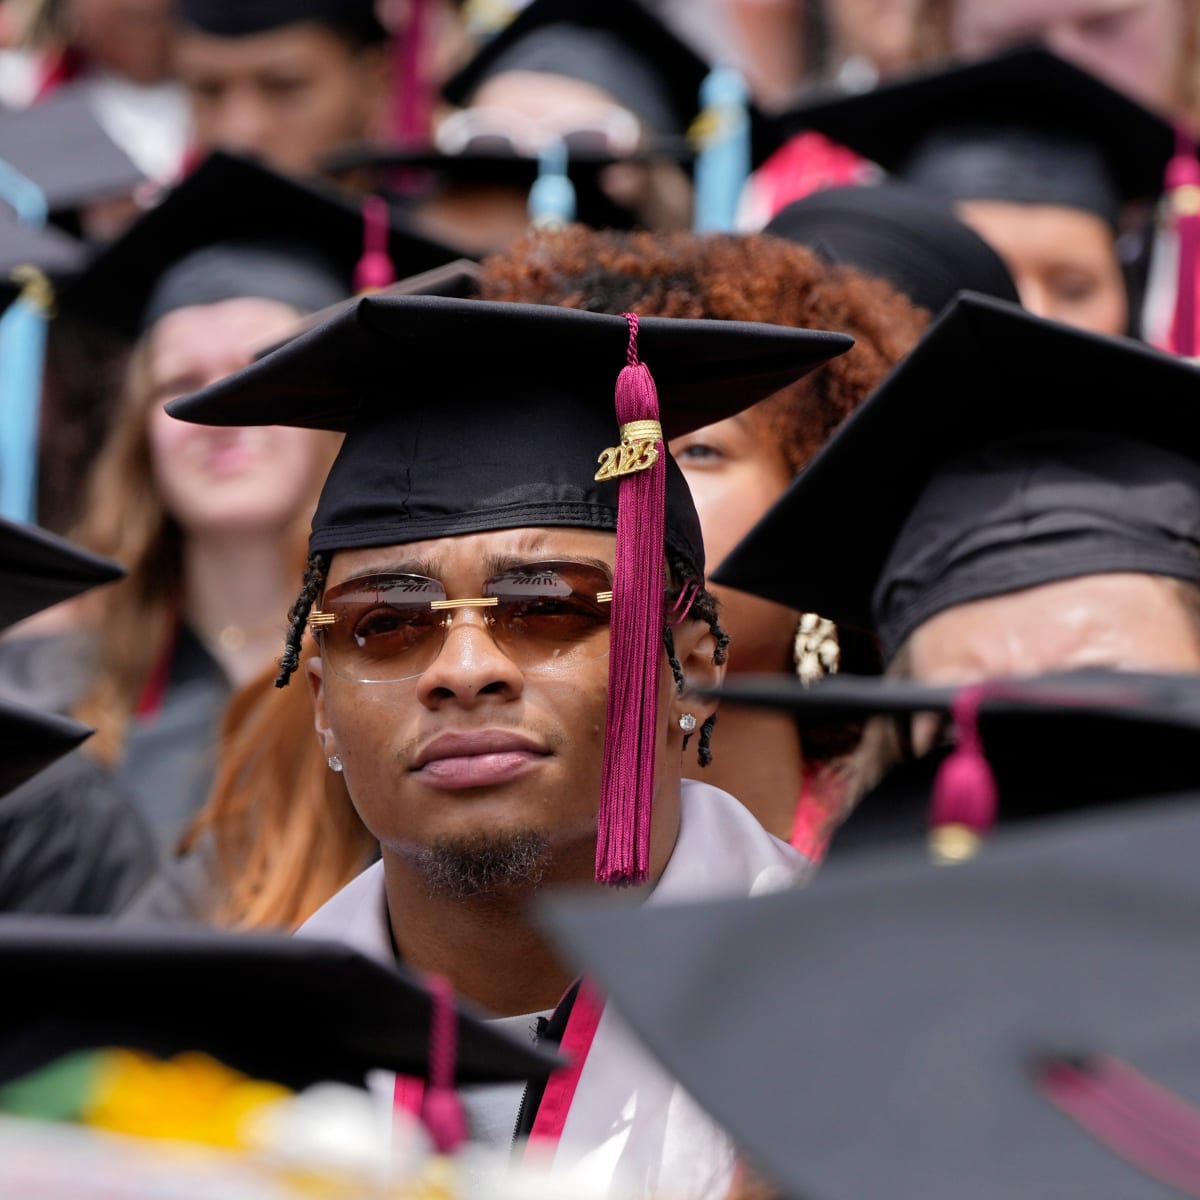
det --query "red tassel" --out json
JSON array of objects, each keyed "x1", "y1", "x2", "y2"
[
  {"x1": 353, "y1": 195, "x2": 397, "y2": 293},
  {"x1": 1167, "y1": 126, "x2": 1200, "y2": 359},
  {"x1": 928, "y1": 684, "x2": 997, "y2": 864},
  {"x1": 595, "y1": 314, "x2": 666, "y2": 886},
  {"x1": 421, "y1": 974, "x2": 467, "y2": 1153}
]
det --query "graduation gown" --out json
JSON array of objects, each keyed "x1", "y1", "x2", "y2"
[{"x1": 297, "y1": 779, "x2": 809, "y2": 1198}]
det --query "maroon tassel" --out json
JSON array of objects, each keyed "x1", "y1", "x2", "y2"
[
  {"x1": 420, "y1": 974, "x2": 467, "y2": 1153},
  {"x1": 353, "y1": 195, "x2": 397, "y2": 293},
  {"x1": 928, "y1": 684, "x2": 998, "y2": 864},
  {"x1": 1168, "y1": 125, "x2": 1200, "y2": 358},
  {"x1": 594, "y1": 313, "x2": 666, "y2": 886}
]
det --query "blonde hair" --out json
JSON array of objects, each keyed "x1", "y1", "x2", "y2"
[
  {"x1": 180, "y1": 643, "x2": 376, "y2": 930},
  {"x1": 70, "y1": 332, "x2": 335, "y2": 765}
]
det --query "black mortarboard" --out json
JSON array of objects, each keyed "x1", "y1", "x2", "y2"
[
  {"x1": 61, "y1": 153, "x2": 463, "y2": 337},
  {"x1": 777, "y1": 45, "x2": 1176, "y2": 228},
  {"x1": 322, "y1": 142, "x2": 691, "y2": 234},
  {"x1": 176, "y1": 0, "x2": 387, "y2": 42},
  {"x1": 0, "y1": 84, "x2": 145, "y2": 220},
  {"x1": 0, "y1": 700, "x2": 92, "y2": 796},
  {"x1": 167, "y1": 294, "x2": 851, "y2": 568},
  {"x1": 0, "y1": 515, "x2": 123, "y2": 632},
  {"x1": 541, "y1": 786, "x2": 1200, "y2": 1199},
  {"x1": 445, "y1": 0, "x2": 710, "y2": 139},
  {"x1": 715, "y1": 292, "x2": 1200, "y2": 661},
  {"x1": 0, "y1": 917, "x2": 558, "y2": 1090},
  {"x1": 168, "y1": 293, "x2": 851, "y2": 884},
  {"x1": 707, "y1": 670, "x2": 1200, "y2": 856},
  {"x1": 765, "y1": 182, "x2": 1020, "y2": 314}
]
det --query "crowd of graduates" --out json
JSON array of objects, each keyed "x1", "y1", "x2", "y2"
[{"x1": 2, "y1": 1, "x2": 1200, "y2": 1197}]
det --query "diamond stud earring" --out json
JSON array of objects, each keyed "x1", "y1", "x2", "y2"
[
  {"x1": 327, "y1": 755, "x2": 343, "y2": 772},
  {"x1": 679, "y1": 713, "x2": 698, "y2": 734}
]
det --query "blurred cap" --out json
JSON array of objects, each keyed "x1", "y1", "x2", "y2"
[
  {"x1": 714, "y1": 293, "x2": 1200, "y2": 661},
  {"x1": 541, "y1": 778, "x2": 1200, "y2": 1199},
  {"x1": 0, "y1": 84, "x2": 145, "y2": 218},
  {"x1": 0, "y1": 515, "x2": 123, "y2": 632},
  {"x1": 61, "y1": 152, "x2": 464, "y2": 337},
  {"x1": 776, "y1": 45, "x2": 1176, "y2": 227},
  {"x1": 765, "y1": 182, "x2": 1020, "y2": 315},
  {"x1": 176, "y1": 0, "x2": 388, "y2": 43},
  {"x1": 0, "y1": 917, "x2": 560, "y2": 1089},
  {"x1": 0, "y1": 700, "x2": 92, "y2": 796}
]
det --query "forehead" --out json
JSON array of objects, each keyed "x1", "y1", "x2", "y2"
[
  {"x1": 174, "y1": 23, "x2": 356, "y2": 74},
  {"x1": 325, "y1": 527, "x2": 618, "y2": 586}
]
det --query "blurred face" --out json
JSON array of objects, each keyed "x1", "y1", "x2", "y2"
[
  {"x1": 949, "y1": 0, "x2": 1183, "y2": 112},
  {"x1": 957, "y1": 200, "x2": 1127, "y2": 335},
  {"x1": 147, "y1": 298, "x2": 330, "y2": 538},
  {"x1": 828, "y1": 0, "x2": 920, "y2": 73},
  {"x1": 175, "y1": 23, "x2": 387, "y2": 175},
  {"x1": 671, "y1": 414, "x2": 800, "y2": 673},
  {"x1": 908, "y1": 573, "x2": 1200, "y2": 685},
  {"x1": 307, "y1": 528, "x2": 709, "y2": 886}
]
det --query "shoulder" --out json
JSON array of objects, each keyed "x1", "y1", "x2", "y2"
[{"x1": 295, "y1": 860, "x2": 393, "y2": 962}]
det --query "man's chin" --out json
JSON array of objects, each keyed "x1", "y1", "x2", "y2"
[{"x1": 405, "y1": 829, "x2": 553, "y2": 901}]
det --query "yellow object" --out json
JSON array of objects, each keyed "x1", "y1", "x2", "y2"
[
  {"x1": 594, "y1": 420, "x2": 662, "y2": 481},
  {"x1": 82, "y1": 1050, "x2": 291, "y2": 1148}
]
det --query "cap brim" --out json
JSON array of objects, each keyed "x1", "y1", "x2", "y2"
[
  {"x1": 0, "y1": 701, "x2": 92, "y2": 796},
  {"x1": 0, "y1": 518, "x2": 124, "y2": 632},
  {"x1": 1, "y1": 918, "x2": 562, "y2": 1090},
  {"x1": 713, "y1": 292, "x2": 1200, "y2": 631},
  {"x1": 167, "y1": 293, "x2": 854, "y2": 437}
]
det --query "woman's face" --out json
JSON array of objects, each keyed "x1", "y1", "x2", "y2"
[
  {"x1": 146, "y1": 297, "x2": 332, "y2": 539},
  {"x1": 956, "y1": 200, "x2": 1127, "y2": 336},
  {"x1": 948, "y1": 0, "x2": 1183, "y2": 112},
  {"x1": 670, "y1": 412, "x2": 800, "y2": 673}
]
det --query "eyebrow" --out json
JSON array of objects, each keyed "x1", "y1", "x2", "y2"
[{"x1": 333, "y1": 551, "x2": 614, "y2": 585}]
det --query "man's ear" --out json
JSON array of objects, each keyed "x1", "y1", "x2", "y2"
[
  {"x1": 665, "y1": 617, "x2": 725, "y2": 740},
  {"x1": 305, "y1": 654, "x2": 339, "y2": 760}
]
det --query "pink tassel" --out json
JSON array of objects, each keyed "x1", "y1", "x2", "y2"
[
  {"x1": 421, "y1": 974, "x2": 467, "y2": 1154},
  {"x1": 928, "y1": 684, "x2": 998, "y2": 864},
  {"x1": 1168, "y1": 126, "x2": 1200, "y2": 358},
  {"x1": 353, "y1": 195, "x2": 397, "y2": 293},
  {"x1": 595, "y1": 314, "x2": 666, "y2": 887}
]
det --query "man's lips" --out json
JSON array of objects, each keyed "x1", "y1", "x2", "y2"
[{"x1": 411, "y1": 731, "x2": 549, "y2": 789}]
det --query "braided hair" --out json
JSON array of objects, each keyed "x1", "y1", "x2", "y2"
[{"x1": 276, "y1": 551, "x2": 329, "y2": 688}]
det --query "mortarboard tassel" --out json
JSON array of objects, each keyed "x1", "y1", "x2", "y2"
[
  {"x1": 594, "y1": 314, "x2": 666, "y2": 886},
  {"x1": 420, "y1": 974, "x2": 467, "y2": 1154},
  {"x1": 353, "y1": 195, "x2": 397, "y2": 293},
  {"x1": 528, "y1": 139, "x2": 576, "y2": 228},
  {"x1": 692, "y1": 66, "x2": 752, "y2": 233},
  {"x1": 927, "y1": 683, "x2": 997, "y2": 865},
  {"x1": 1167, "y1": 126, "x2": 1200, "y2": 358}
]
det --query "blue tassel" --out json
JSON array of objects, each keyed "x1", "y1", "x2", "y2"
[
  {"x1": 528, "y1": 139, "x2": 576, "y2": 228},
  {"x1": 0, "y1": 160, "x2": 52, "y2": 524},
  {"x1": 692, "y1": 67, "x2": 751, "y2": 233},
  {"x1": 0, "y1": 268, "x2": 51, "y2": 523}
]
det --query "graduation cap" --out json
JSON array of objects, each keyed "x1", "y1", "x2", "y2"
[
  {"x1": 0, "y1": 515, "x2": 123, "y2": 631},
  {"x1": 0, "y1": 917, "x2": 559, "y2": 1092},
  {"x1": 776, "y1": 44, "x2": 1176, "y2": 228},
  {"x1": 0, "y1": 84, "x2": 145, "y2": 223},
  {"x1": 706, "y1": 669, "x2": 1200, "y2": 860},
  {"x1": 765, "y1": 182, "x2": 1020, "y2": 315},
  {"x1": 176, "y1": 0, "x2": 387, "y2": 42},
  {"x1": 0, "y1": 699, "x2": 93, "y2": 796},
  {"x1": 321, "y1": 142, "x2": 687, "y2": 234},
  {"x1": 61, "y1": 152, "x2": 463, "y2": 338},
  {"x1": 445, "y1": 0, "x2": 709, "y2": 138},
  {"x1": 540, "y1": 782, "x2": 1200, "y2": 1199},
  {"x1": 714, "y1": 292, "x2": 1200, "y2": 662},
  {"x1": 168, "y1": 294, "x2": 852, "y2": 884}
]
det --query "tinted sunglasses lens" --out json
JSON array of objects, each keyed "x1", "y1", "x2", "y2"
[
  {"x1": 322, "y1": 575, "x2": 446, "y2": 681},
  {"x1": 486, "y1": 561, "x2": 612, "y2": 670}
]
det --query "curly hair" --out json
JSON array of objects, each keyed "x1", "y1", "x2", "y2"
[{"x1": 479, "y1": 226, "x2": 928, "y2": 472}]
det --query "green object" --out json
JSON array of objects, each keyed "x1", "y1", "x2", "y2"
[{"x1": 0, "y1": 1050, "x2": 104, "y2": 1121}]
